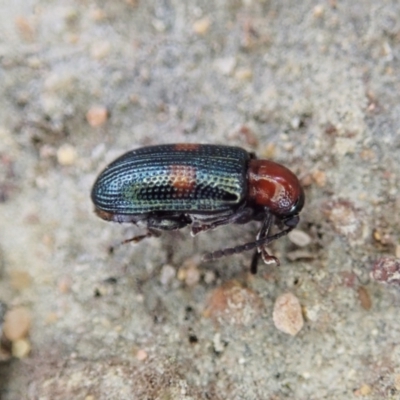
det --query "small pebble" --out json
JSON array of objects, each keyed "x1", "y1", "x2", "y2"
[
  {"x1": 300, "y1": 174, "x2": 313, "y2": 187},
  {"x1": 152, "y1": 19, "x2": 166, "y2": 32},
  {"x1": 90, "y1": 8, "x2": 107, "y2": 21},
  {"x1": 214, "y1": 57, "x2": 236, "y2": 75},
  {"x1": 58, "y1": 275, "x2": 72, "y2": 293},
  {"x1": 177, "y1": 256, "x2": 202, "y2": 286},
  {"x1": 185, "y1": 266, "x2": 201, "y2": 287},
  {"x1": 360, "y1": 148, "x2": 375, "y2": 161},
  {"x1": 260, "y1": 143, "x2": 276, "y2": 159},
  {"x1": 129, "y1": 94, "x2": 140, "y2": 104},
  {"x1": 237, "y1": 125, "x2": 258, "y2": 147},
  {"x1": 234, "y1": 68, "x2": 253, "y2": 81},
  {"x1": 39, "y1": 144, "x2": 56, "y2": 159},
  {"x1": 357, "y1": 286, "x2": 372, "y2": 310},
  {"x1": 45, "y1": 312, "x2": 59, "y2": 324},
  {"x1": 9, "y1": 270, "x2": 31, "y2": 290},
  {"x1": 273, "y1": 293, "x2": 304, "y2": 336},
  {"x1": 288, "y1": 230, "x2": 311, "y2": 247},
  {"x1": 86, "y1": 106, "x2": 108, "y2": 127},
  {"x1": 313, "y1": 5, "x2": 324, "y2": 18},
  {"x1": 90, "y1": 41, "x2": 111, "y2": 60},
  {"x1": 283, "y1": 142, "x2": 294, "y2": 152},
  {"x1": 290, "y1": 117, "x2": 301, "y2": 130},
  {"x1": 27, "y1": 57, "x2": 42, "y2": 69},
  {"x1": 341, "y1": 271, "x2": 357, "y2": 288},
  {"x1": 334, "y1": 137, "x2": 356, "y2": 156},
  {"x1": 205, "y1": 280, "x2": 263, "y2": 326},
  {"x1": 321, "y1": 199, "x2": 365, "y2": 242},
  {"x1": 355, "y1": 384, "x2": 372, "y2": 396},
  {"x1": 193, "y1": 17, "x2": 211, "y2": 35},
  {"x1": 3, "y1": 307, "x2": 31, "y2": 341},
  {"x1": 312, "y1": 170, "x2": 327, "y2": 187},
  {"x1": 213, "y1": 333, "x2": 225, "y2": 353},
  {"x1": 136, "y1": 349, "x2": 148, "y2": 361},
  {"x1": 44, "y1": 72, "x2": 74, "y2": 93},
  {"x1": 371, "y1": 257, "x2": 400, "y2": 285},
  {"x1": 373, "y1": 228, "x2": 392, "y2": 245},
  {"x1": 303, "y1": 304, "x2": 320, "y2": 322},
  {"x1": 204, "y1": 271, "x2": 216, "y2": 284},
  {"x1": 57, "y1": 144, "x2": 77, "y2": 166},
  {"x1": 12, "y1": 338, "x2": 31, "y2": 358},
  {"x1": 286, "y1": 250, "x2": 314, "y2": 261},
  {"x1": 15, "y1": 16, "x2": 35, "y2": 41},
  {"x1": 177, "y1": 268, "x2": 187, "y2": 281},
  {"x1": 159, "y1": 264, "x2": 176, "y2": 286}
]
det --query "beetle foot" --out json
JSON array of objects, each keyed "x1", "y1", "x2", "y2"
[{"x1": 259, "y1": 247, "x2": 280, "y2": 266}]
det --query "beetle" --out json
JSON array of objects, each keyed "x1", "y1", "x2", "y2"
[{"x1": 91, "y1": 143, "x2": 305, "y2": 273}]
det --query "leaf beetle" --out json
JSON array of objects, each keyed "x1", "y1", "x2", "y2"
[{"x1": 91, "y1": 143, "x2": 305, "y2": 273}]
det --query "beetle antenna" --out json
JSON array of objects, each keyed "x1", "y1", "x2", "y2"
[
  {"x1": 108, "y1": 230, "x2": 160, "y2": 254},
  {"x1": 202, "y1": 226, "x2": 294, "y2": 263}
]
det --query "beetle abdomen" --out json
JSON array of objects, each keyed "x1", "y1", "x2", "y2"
[{"x1": 91, "y1": 144, "x2": 250, "y2": 215}]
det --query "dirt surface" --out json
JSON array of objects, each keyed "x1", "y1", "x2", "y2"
[{"x1": 1, "y1": 0, "x2": 400, "y2": 399}]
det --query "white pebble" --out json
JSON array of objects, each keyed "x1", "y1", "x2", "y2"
[
  {"x1": 273, "y1": 293, "x2": 304, "y2": 336},
  {"x1": 288, "y1": 230, "x2": 311, "y2": 247}
]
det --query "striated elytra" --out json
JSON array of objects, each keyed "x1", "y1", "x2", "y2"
[{"x1": 91, "y1": 143, "x2": 305, "y2": 273}]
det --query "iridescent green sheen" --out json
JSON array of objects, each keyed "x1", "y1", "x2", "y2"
[{"x1": 91, "y1": 144, "x2": 250, "y2": 215}]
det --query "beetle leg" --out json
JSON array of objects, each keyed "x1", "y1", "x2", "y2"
[
  {"x1": 203, "y1": 225, "x2": 293, "y2": 263},
  {"x1": 121, "y1": 228, "x2": 161, "y2": 244},
  {"x1": 250, "y1": 247, "x2": 280, "y2": 271},
  {"x1": 256, "y1": 212, "x2": 272, "y2": 240},
  {"x1": 108, "y1": 228, "x2": 161, "y2": 253},
  {"x1": 256, "y1": 212, "x2": 280, "y2": 266},
  {"x1": 191, "y1": 207, "x2": 254, "y2": 236},
  {"x1": 111, "y1": 215, "x2": 191, "y2": 252},
  {"x1": 250, "y1": 212, "x2": 279, "y2": 273},
  {"x1": 147, "y1": 214, "x2": 192, "y2": 231},
  {"x1": 250, "y1": 250, "x2": 259, "y2": 274},
  {"x1": 260, "y1": 249, "x2": 280, "y2": 266}
]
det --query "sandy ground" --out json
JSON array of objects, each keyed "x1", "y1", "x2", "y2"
[{"x1": 1, "y1": 0, "x2": 400, "y2": 399}]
